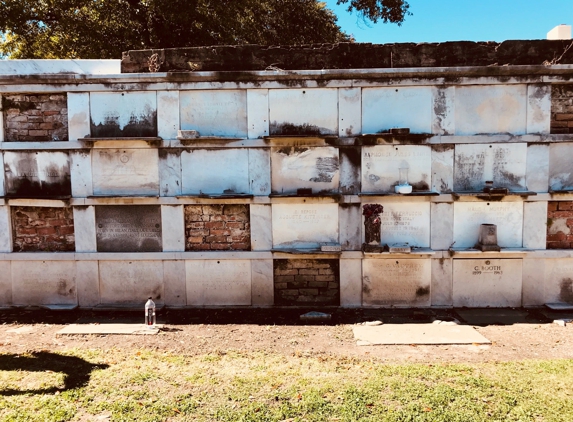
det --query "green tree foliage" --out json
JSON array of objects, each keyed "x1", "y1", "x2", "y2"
[
  {"x1": 0, "y1": 0, "x2": 409, "y2": 59},
  {"x1": 337, "y1": 0, "x2": 410, "y2": 24}
]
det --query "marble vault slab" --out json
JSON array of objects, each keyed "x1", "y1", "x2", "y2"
[
  {"x1": 96, "y1": 205, "x2": 162, "y2": 252},
  {"x1": 271, "y1": 146, "x2": 339, "y2": 194},
  {"x1": 272, "y1": 203, "x2": 338, "y2": 249},
  {"x1": 4, "y1": 151, "x2": 71, "y2": 198},
  {"x1": 180, "y1": 90, "x2": 247, "y2": 137},
  {"x1": 11, "y1": 261, "x2": 77, "y2": 306},
  {"x1": 373, "y1": 202, "x2": 430, "y2": 247},
  {"x1": 453, "y1": 259, "x2": 522, "y2": 307},
  {"x1": 186, "y1": 260, "x2": 251, "y2": 305},
  {"x1": 92, "y1": 149, "x2": 159, "y2": 196},
  {"x1": 454, "y1": 143, "x2": 527, "y2": 191},
  {"x1": 90, "y1": 91, "x2": 157, "y2": 137},
  {"x1": 362, "y1": 145, "x2": 432, "y2": 193},
  {"x1": 362, "y1": 259, "x2": 431, "y2": 307},
  {"x1": 99, "y1": 260, "x2": 164, "y2": 305},
  {"x1": 453, "y1": 202, "x2": 523, "y2": 248}
]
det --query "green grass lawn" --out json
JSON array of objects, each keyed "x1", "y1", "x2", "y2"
[{"x1": 1, "y1": 349, "x2": 572, "y2": 421}]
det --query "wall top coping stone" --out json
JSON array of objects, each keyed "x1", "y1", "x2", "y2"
[
  {"x1": 0, "y1": 59, "x2": 121, "y2": 75},
  {"x1": 0, "y1": 64, "x2": 573, "y2": 87}
]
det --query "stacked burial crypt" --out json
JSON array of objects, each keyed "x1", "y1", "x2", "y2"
[{"x1": 2, "y1": 41, "x2": 573, "y2": 309}]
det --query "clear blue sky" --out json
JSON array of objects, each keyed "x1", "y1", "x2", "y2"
[{"x1": 325, "y1": 0, "x2": 573, "y2": 43}]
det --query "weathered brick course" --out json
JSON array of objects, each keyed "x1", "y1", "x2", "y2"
[
  {"x1": 274, "y1": 259, "x2": 339, "y2": 306},
  {"x1": 12, "y1": 206, "x2": 75, "y2": 252},
  {"x1": 547, "y1": 201, "x2": 573, "y2": 249},
  {"x1": 184, "y1": 204, "x2": 251, "y2": 251},
  {"x1": 2, "y1": 94, "x2": 68, "y2": 142}
]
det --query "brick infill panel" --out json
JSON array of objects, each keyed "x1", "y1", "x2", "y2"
[
  {"x1": 12, "y1": 206, "x2": 75, "y2": 252},
  {"x1": 274, "y1": 259, "x2": 340, "y2": 306}
]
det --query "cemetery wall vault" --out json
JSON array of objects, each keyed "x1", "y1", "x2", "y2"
[{"x1": 3, "y1": 42, "x2": 573, "y2": 309}]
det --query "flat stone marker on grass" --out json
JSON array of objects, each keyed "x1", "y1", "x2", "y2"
[
  {"x1": 57, "y1": 324, "x2": 162, "y2": 335},
  {"x1": 352, "y1": 324, "x2": 491, "y2": 345}
]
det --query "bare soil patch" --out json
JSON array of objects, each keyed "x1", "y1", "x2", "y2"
[{"x1": 1, "y1": 308, "x2": 572, "y2": 363}]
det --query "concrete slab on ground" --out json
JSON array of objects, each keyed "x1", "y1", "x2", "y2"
[
  {"x1": 6, "y1": 326, "x2": 36, "y2": 334},
  {"x1": 57, "y1": 324, "x2": 161, "y2": 335},
  {"x1": 546, "y1": 303, "x2": 573, "y2": 310},
  {"x1": 352, "y1": 324, "x2": 491, "y2": 345},
  {"x1": 456, "y1": 308, "x2": 530, "y2": 325}
]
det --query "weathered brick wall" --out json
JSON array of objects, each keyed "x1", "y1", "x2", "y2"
[
  {"x1": 547, "y1": 201, "x2": 573, "y2": 249},
  {"x1": 2, "y1": 94, "x2": 68, "y2": 141},
  {"x1": 551, "y1": 85, "x2": 573, "y2": 134},
  {"x1": 184, "y1": 205, "x2": 250, "y2": 251},
  {"x1": 274, "y1": 259, "x2": 339, "y2": 306},
  {"x1": 12, "y1": 206, "x2": 75, "y2": 252},
  {"x1": 122, "y1": 40, "x2": 573, "y2": 73}
]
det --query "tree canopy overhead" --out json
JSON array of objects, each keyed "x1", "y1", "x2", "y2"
[{"x1": 0, "y1": 0, "x2": 410, "y2": 59}]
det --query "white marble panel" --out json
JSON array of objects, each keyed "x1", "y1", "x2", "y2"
[
  {"x1": 371, "y1": 202, "x2": 430, "y2": 247},
  {"x1": 544, "y1": 259, "x2": 573, "y2": 304},
  {"x1": 526, "y1": 144, "x2": 549, "y2": 192},
  {"x1": 0, "y1": 153, "x2": 4, "y2": 197},
  {"x1": 249, "y1": 148, "x2": 271, "y2": 196},
  {"x1": 454, "y1": 143, "x2": 528, "y2": 191},
  {"x1": 73, "y1": 206, "x2": 97, "y2": 252},
  {"x1": 363, "y1": 259, "x2": 431, "y2": 307},
  {"x1": 455, "y1": 85, "x2": 527, "y2": 135},
  {"x1": 12, "y1": 261, "x2": 77, "y2": 306},
  {"x1": 362, "y1": 145, "x2": 432, "y2": 193},
  {"x1": 4, "y1": 151, "x2": 70, "y2": 197},
  {"x1": 431, "y1": 145, "x2": 454, "y2": 193},
  {"x1": 271, "y1": 146, "x2": 339, "y2": 194},
  {"x1": 157, "y1": 91, "x2": 179, "y2": 140},
  {"x1": 269, "y1": 88, "x2": 338, "y2": 135},
  {"x1": 340, "y1": 147, "x2": 361, "y2": 194},
  {"x1": 339, "y1": 88, "x2": 361, "y2": 136},
  {"x1": 523, "y1": 202, "x2": 547, "y2": 249},
  {"x1": 431, "y1": 258, "x2": 453, "y2": 307},
  {"x1": 0, "y1": 205, "x2": 12, "y2": 252},
  {"x1": 0, "y1": 262, "x2": 11, "y2": 306},
  {"x1": 70, "y1": 151, "x2": 93, "y2": 197},
  {"x1": 251, "y1": 259, "x2": 273, "y2": 306},
  {"x1": 67, "y1": 92, "x2": 91, "y2": 141},
  {"x1": 186, "y1": 260, "x2": 251, "y2": 305},
  {"x1": 162, "y1": 205, "x2": 185, "y2": 252},
  {"x1": 431, "y1": 203, "x2": 454, "y2": 250},
  {"x1": 181, "y1": 149, "x2": 250, "y2": 194},
  {"x1": 92, "y1": 149, "x2": 159, "y2": 196},
  {"x1": 0, "y1": 97, "x2": 4, "y2": 142},
  {"x1": 159, "y1": 149, "x2": 182, "y2": 196},
  {"x1": 99, "y1": 261, "x2": 164, "y2": 305},
  {"x1": 247, "y1": 89, "x2": 269, "y2": 139},
  {"x1": 522, "y1": 259, "x2": 545, "y2": 306},
  {"x1": 340, "y1": 204, "x2": 361, "y2": 251},
  {"x1": 362, "y1": 87, "x2": 433, "y2": 134},
  {"x1": 526, "y1": 84, "x2": 551, "y2": 134},
  {"x1": 180, "y1": 90, "x2": 247, "y2": 137},
  {"x1": 453, "y1": 259, "x2": 522, "y2": 307},
  {"x1": 76, "y1": 261, "x2": 99, "y2": 307},
  {"x1": 90, "y1": 91, "x2": 157, "y2": 137},
  {"x1": 453, "y1": 202, "x2": 523, "y2": 248},
  {"x1": 340, "y1": 259, "x2": 362, "y2": 307},
  {"x1": 549, "y1": 143, "x2": 573, "y2": 191},
  {"x1": 164, "y1": 260, "x2": 186, "y2": 307},
  {"x1": 250, "y1": 204, "x2": 272, "y2": 251},
  {"x1": 432, "y1": 86, "x2": 455, "y2": 135},
  {"x1": 272, "y1": 203, "x2": 338, "y2": 249}
]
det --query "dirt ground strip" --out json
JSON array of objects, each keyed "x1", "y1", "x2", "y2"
[{"x1": 1, "y1": 307, "x2": 572, "y2": 363}]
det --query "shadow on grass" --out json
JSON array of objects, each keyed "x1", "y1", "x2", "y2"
[{"x1": 0, "y1": 352, "x2": 108, "y2": 396}]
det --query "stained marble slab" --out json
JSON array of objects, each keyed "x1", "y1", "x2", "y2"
[
  {"x1": 95, "y1": 205, "x2": 162, "y2": 252},
  {"x1": 186, "y1": 260, "x2": 251, "y2": 305}
]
